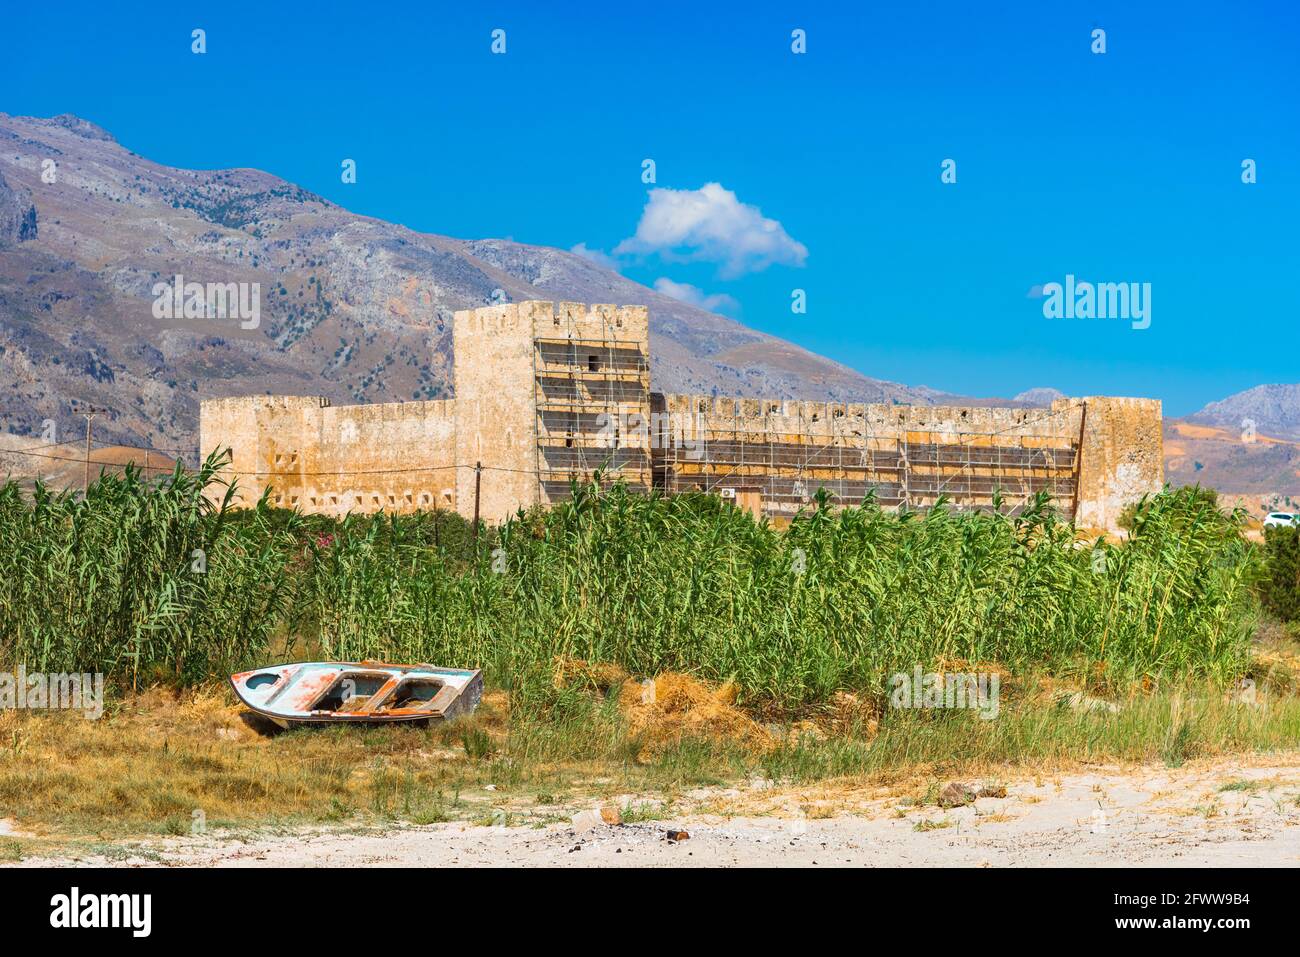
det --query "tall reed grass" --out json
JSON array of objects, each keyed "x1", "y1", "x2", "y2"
[
  {"x1": 308, "y1": 482, "x2": 1261, "y2": 710},
  {"x1": 0, "y1": 462, "x2": 1262, "y2": 707},
  {"x1": 0, "y1": 455, "x2": 299, "y2": 684}
]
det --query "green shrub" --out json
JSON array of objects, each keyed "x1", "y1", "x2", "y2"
[{"x1": 1261, "y1": 526, "x2": 1300, "y2": 622}]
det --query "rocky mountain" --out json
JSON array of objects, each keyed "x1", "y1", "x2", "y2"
[
  {"x1": 0, "y1": 112, "x2": 976, "y2": 461},
  {"x1": 0, "y1": 170, "x2": 38, "y2": 247},
  {"x1": 989, "y1": 382, "x2": 1300, "y2": 496},
  {"x1": 1013, "y1": 387, "x2": 1066, "y2": 406},
  {"x1": 1186, "y1": 384, "x2": 1300, "y2": 442},
  {"x1": 8, "y1": 111, "x2": 1289, "y2": 497},
  {"x1": 1162, "y1": 384, "x2": 1300, "y2": 498},
  {"x1": 1164, "y1": 419, "x2": 1300, "y2": 498}
]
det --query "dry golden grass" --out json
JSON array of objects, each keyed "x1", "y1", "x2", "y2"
[
  {"x1": 550, "y1": 657, "x2": 791, "y2": 759},
  {"x1": 1, "y1": 638, "x2": 1299, "y2": 854},
  {"x1": 616, "y1": 672, "x2": 773, "y2": 760},
  {"x1": 0, "y1": 685, "x2": 515, "y2": 843},
  {"x1": 0, "y1": 671, "x2": 790, "y2": 852}
]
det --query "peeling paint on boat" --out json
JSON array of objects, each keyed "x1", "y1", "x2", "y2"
[{"x1": 229, "y1": 661, "x2": 483, "y2": 728}]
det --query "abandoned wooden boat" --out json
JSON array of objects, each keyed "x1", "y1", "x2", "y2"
[{"x1": 229, "y1": 661, "x2": 483, "y2": 729}]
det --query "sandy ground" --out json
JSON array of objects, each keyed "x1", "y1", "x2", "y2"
[{"x1": 11, "y1": 756, "x2": 1300, "y2": 867}]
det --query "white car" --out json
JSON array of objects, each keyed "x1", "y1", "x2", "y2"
[{"x1": 1263, "y1": 512, "x2": 1298, "y2": 529}]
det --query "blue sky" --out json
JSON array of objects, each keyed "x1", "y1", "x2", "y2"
[{"x1": 4, "y1": 0, "x2": 1297, "y2": 415}]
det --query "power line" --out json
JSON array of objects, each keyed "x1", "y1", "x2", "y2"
[
  {"x1": 2, "y1": 406, "x2": 1080, "y2": 512},
  {"x1": 0, "y1": 436, "x2": 189, "y2": 456},
  {"x1": 2, "y1": 443, "x2": 581, "y2": 480},
  {"x1": 0, "y1": 439, "x2": 70, "y2": 454},
  {"x1": 237, "y1": 461, "x2": 539, "y2": 478},
  {"x1": 0, "y1": 445, "x2": 183, "y2": 468}
]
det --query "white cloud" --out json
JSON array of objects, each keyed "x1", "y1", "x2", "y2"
[
  {"x1": 652, "y1": 278, "x2": 740, "y2": 315},
  {"x1": 569, "y1": 242, "x2": 619, "y2": 270},
  {"x1": 615, "y1": 183, "x2": 807, "y2": 278}
]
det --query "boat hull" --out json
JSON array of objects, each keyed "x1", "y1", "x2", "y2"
[{"x1": 229, "y1": 661, "x2": 483, "y2": 727}]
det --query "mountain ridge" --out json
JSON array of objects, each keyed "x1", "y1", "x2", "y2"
[
  {"x1": 0, "y1": 111, "x2": 1001, "y2": 457},
  {"x1": 1186, "y1": 383, "x2": 1300, "y2": 442},
  {"x1": 3, "y1": 112, "x2": 1295, "y2": 498}
]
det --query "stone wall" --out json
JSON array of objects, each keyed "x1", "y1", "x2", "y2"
[
  {"x1": 451, "y1": 302, "x2": 537, "y2": 523},
  {"x1": 452, "y1": 300, "x2": 651, "y2": 520},
  {"x1": 1059, "y1": 396, "x2": 1164, "y2": 531},
  {"x1": 199, "y1": 301, "x2": 1163, "y2": 533},
  {"x1": 655, "y1": 392, "x2": 1162, "y2": 529},
  {"x1": 200, "y1": 395, "x2": 324, "y2": 509},
  {"x1": 199, "y1": 394, "x2": 456, "y2": 517},
  {"x1": 657, "y1": 394, "x2": 1081, "y2": 443}
]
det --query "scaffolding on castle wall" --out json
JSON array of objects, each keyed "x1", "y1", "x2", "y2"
[
  {"x1": 656, "y1": 402, "x2": 1082, "y2": 521},
  {"x1": 531, "y1": 311, "x2": 653, "y2": 504}
]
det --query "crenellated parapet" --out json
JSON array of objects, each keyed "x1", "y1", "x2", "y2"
[{"x1": 200, "y1": 302, "x2": 1162, "y2": 532}]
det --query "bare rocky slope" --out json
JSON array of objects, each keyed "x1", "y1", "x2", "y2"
[
  {"x1": 1163, "y1": 385, "x2": 1300, "y2": 498},
  {"x1": 4, "y1": 112, "x2": 1294, "y2": 496},
  {"x1": 0, "y1": 112, "x2": 976, "y2": 459},
  {"x1": 1187, "y1": 384, "x2": 1300, "y2": 442}
]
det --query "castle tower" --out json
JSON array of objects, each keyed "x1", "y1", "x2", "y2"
[{"x1": 451, "y1": 301, "x2": 651, "y2": 522}]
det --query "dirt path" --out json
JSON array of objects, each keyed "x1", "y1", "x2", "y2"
[{"x1": 13, "y1": 757, "x2": 1300, "y2": 867}]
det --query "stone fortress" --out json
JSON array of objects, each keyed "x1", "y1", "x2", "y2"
[{"x1": 200, "y1": 301, "x2": 1164, "y2": 532}]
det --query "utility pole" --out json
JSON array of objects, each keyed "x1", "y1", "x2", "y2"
[
  {"x1": 473, "y1": 461, "x2": 482, "y2": 541},
  {"x1": 1070, "y1": 400, "x2": 1088, "y2": 524},
  {"x1": 81, "y1": 407, "x2": 104, "y2": 493}
]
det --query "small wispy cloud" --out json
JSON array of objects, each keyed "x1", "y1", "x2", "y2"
[
  {"x1": 569, "y1": 242, "x2": 619, "y2": 270},
  {"x1": 615, "y1": 183, "x2": 807, "y2": 278},
  {"x1": 652, "y1": 277, "x2": 740, "y2": 315}
]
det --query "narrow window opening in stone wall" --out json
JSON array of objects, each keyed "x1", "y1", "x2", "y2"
[{"x1": 588, "y1": 354, "x2": 600, "y2": 372}]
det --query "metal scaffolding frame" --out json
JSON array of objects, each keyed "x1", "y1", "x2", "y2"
[
  {"x1": 531, "y1": 314, "x2": 652, "y2": 503},
  {"x1": 657, "y1": 402, "x2": 1081, "y2": 520}
]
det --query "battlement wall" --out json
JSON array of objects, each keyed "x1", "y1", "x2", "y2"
[
  {"x1": 200, "y1": 395, "x2": 457, "y2": 516},
  {"x1": 655, "y1": 392, "x2": 1160, "y2": 528},
  {"x1": 200, "y1": 302, "x2": 1163, "y2": 533}
]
